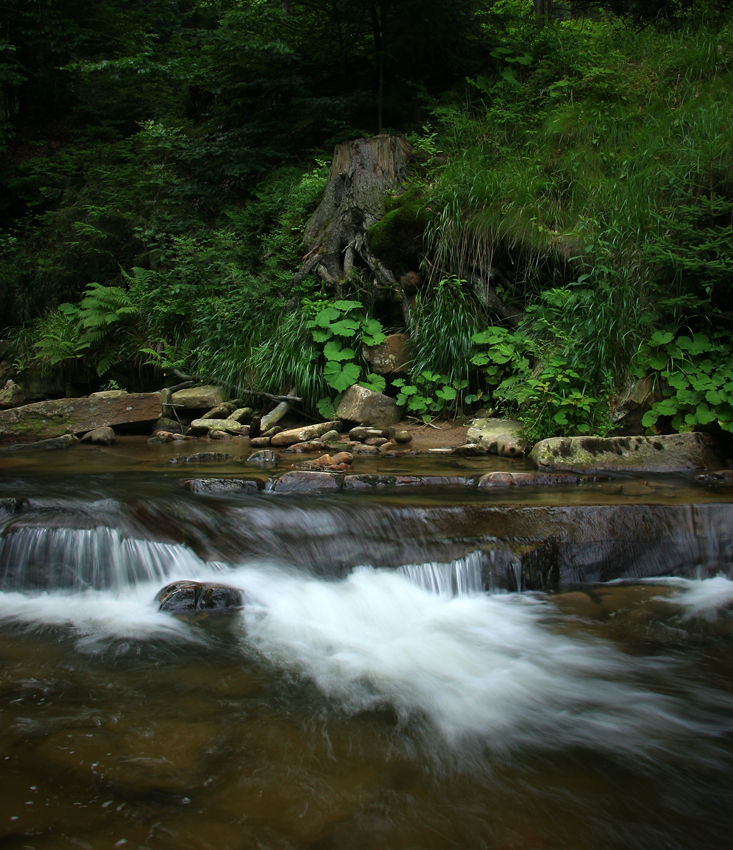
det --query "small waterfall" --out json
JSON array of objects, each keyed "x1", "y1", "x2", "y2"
[
  {"x1": 0, "y1": 526, "x2": 214, "y2": 592},
  {"x1": 398, "y1": 550, "x2": 484, "y2": 596}
]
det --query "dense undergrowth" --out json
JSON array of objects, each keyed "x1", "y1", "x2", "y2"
[{"x1": 2, "y1": 1, "x2": 732, "y2": 439}]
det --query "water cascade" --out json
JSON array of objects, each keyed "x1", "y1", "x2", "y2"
[{"x1": 1, "y1": 461, "x2": 733, "y2": 849}]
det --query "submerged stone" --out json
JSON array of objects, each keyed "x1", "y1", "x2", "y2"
[
  {"x1": 272, "y1": 471, "x2": 341, "y2": 493},
  {"x1": 0, "y1": 434, "x2": 76, "y2": 452},
  {"x1": 180, "y1": 478, "x2": 260, "y2": 494}
]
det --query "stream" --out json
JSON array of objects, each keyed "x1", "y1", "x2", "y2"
[{"x1": 1, "y1": 440, "x2": 733, "y2": 849}]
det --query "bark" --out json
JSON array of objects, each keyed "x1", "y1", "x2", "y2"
[{"x1": 292, "y1": 134, "x2": 411, "y2": 293}]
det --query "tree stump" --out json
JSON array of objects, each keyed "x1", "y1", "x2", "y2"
[{"x1": 292, "y1": 135, "x2": 411, "y2": 293}]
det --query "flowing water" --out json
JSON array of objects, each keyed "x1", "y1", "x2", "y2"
[{"x1": 1, "y1": 443, "x2": 733, "y2": 849}]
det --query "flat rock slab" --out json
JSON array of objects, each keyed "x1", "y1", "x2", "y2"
[
  {"x1": 170, "y1": 386, "x2": 227, "y2": 409},
  {"x1": 530, "y1": 433, "x2": 714, "y2": 473},
  {"x1": 0, "y1": 434, "x2": 76, "y2": 453},
  {"x1": 0, "y1": 393, "x2": 162, "y2": 440},
  {"x1": 179, "y1": 478, "x2": 260, "y2": 494},
  {"x1": 466, "y1": 418, "x2": 527, "y2": 456},
  {"x1": 271, "y1": 421, "x2": 341, "y2": 447},
  {"x1": 272, "y1": 471, "x2": 341, "y2": 493},
  {"x1": 478, "y1": 471, "x2": 612, "y2": 488},
  {"x1": 189, "y1": 417, "x2": 245, "y2": 435}
]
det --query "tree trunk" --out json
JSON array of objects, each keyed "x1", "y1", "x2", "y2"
[{"x1": 292, "y1": 134, "x2": 411, "y2": 293}]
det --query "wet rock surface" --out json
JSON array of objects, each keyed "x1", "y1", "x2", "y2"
[
  {"x1": 336, "y1": 385, "x2": 401, "y2": 428},
  {"x1": 156, "y1": 580, "x2": 245, "y2": 614},
  {"x1": 272, "y1": 471, "x2": 341, "y2": 493},
  {"x1": 466, "y1": 418, "x2": 527, "y2": 456},
  {"x1": 0, "y1": 434, "x2": 77, "y2": 452},
  {"x1": 530, "y1": 433, "x2": 715, "y2": 473},
  {"x1": 179, "y1": 478, "x2": 260, "y2": 494},
  {"x1": 170, "y1": 386, "x2": 227, "y2": 410},
  {"x1": 0, "y1": 392, "x2": 162, "y2": 440}
]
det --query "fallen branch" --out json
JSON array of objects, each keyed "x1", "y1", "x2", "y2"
[{"x1": 168, "y1": 370, "x2": 302, "y2": 403}]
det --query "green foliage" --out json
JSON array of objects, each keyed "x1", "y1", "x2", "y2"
[
  {"x1": 409, "y1": 277, "x2": 483, "y2": 386},
  {"x1": 33, "y1": 282, "x2": 139, "y2": 377},
  {"x1": 393, "y1": 373, "x2": 470, "y2": 423},
  {"x1": 636, "y1": 330, "x2": 733, "y2": 433},
  {"x1": 303, "y1": 299, "x2": 386, "y2": 410}
]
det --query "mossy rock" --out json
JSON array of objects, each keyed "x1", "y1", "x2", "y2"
[{"x1": 366, "y1": 186, "x2": 433, "y2": 274}]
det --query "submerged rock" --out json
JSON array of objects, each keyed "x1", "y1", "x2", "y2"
[
  {"x1": 169, "y1": 452, "x2": 230, "y2": 464},
  {"x1": 246, "y1": 450, "x2": 277, "y2": 466},
  {"x1": 0, "y1": 434, "x2": 76, "y2": 452},
  {"x1": 530, "y1": 433, "x2": 715, "y2": 473},
  {"x1": 180, "y1": 478, "x2": 260, "y2": 494},
  {"x1": 272, "y1": 471, "x2": 341, "y2": 492},
  {"x1": 156, "y1": 580, "x2": 244, "y2": 615}
]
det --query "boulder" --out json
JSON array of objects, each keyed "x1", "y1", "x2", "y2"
[
  {"x1": 201, "y1": 402, "x2": 236, "y2": 420},
  {"x1": 208, "y1": 430, "x2": 231, "y2": 441},
  {"x1": 362, "y1": 333, "x2": 410, "y2": 374},
  {"x1": 0, "y1": 393, "x2": 162, "y2": 440},
  {"x1": 282, "y1": 440, "x2": 326, "y2": 453},
  {"x1": 337, "y1": 385, "x2": 401, "y2": 428},
  {"x1": 0, "y1": 434, "x2": 76, "y2": 453},
  {"x1": 250, "y1": 436, "x2": 271, "y2": 448},
  {"x1": 394, "y1": 430, "x2": 412, "y2": 444},
  {"x1": 230, "y1": 407, "x2": 254, "y2": 424},
  {"x1": 188, "y1": 418, "x2": 244, "y2": 435},
  {"x1": 156, "y1": 580, "x2": 244, "y2": 614},
  {"x1": 153, "y1": 416, "x2": 184, "y2": 434},
  {"x1": 270, "y1": 421, "x2": 341, "y2": 447},
  {"x1": 170, "y1": 385, "x2": 227, "y2": 410},
  {"x1": 466, "y1": 418, "x2": 528, "y2": 456},
  {"x1": 81, "y1": 426, "x2": 116, "y2": 445},
  {"x1": 261, "y1": 401, "x2": 291, "y2": 433},
  {"x1": 179, "y1": 478, "x2": 260, "y2": 494},
  {"x1": 272, "y1": 471, "x2": 341, "y2": 493},
  {"x1": 0, "y1": 380, "x2": 25, "y2": 410},
  {"x1": 612, "y1": 376, "x2": 661, "y2": 435},
  {"x1": 530, "y1": 433, "x2": 715, "y2": 473}
]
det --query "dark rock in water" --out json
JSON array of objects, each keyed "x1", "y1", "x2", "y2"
[
  {"x1": 1, "y1": 434, "x2": 76, "y2": 452},
  {"x1": 454, "y1": 443, "x2": 487, "y2": 457},
  {"x1": 246, "y1": 450, "x2": 276, "y2": 466},
  {"x1": 153, "y1": 416, "x2": 184, "y2": 434},
  {"x1": 272, "y1": 471, "x2": 341, "y2": 493},
  {"x1": 478, "y1": 472, "x2": 588, "y2": 488},
  {"x1": 0, "y1": 497, "x2": 26, "y2": 516},
  {"x1": 249, "y1": 436, "x2": 270, "y2": 448},
  {"x1": 81, "y1": 426, "x2": 116, "y2": 445},
  {"x1": 156, "y1": 580, "x2": 244, "y2": 614},
  {"x1": 179, "y1": 478, "x2": 260, "y2": 494},
  {"x1": 169, "y1": 452, "x2": 230, "y2": 464}
]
